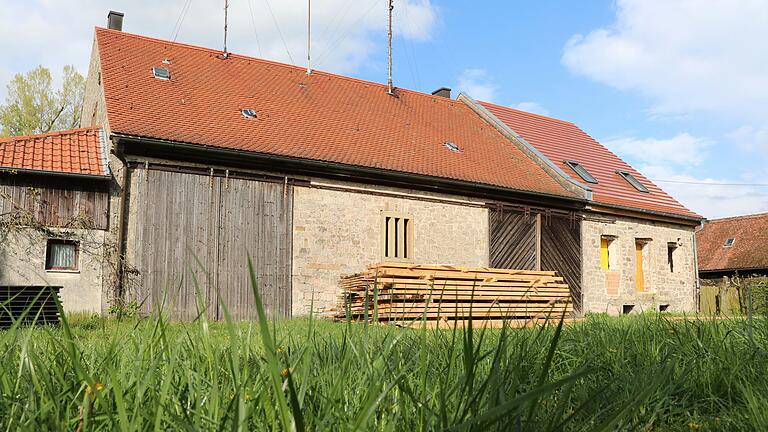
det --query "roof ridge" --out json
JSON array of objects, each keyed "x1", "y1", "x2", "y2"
[
  {"x1": 0, "y1": 126, "x2": 102, "y2": 144},
  {"x1": 707, "y1": 212, "x2": 768, "y2": 222},
  {"x1": 95, "y1": 27, "x2": 460, "y2": 106},
  {"x1": 478, "y1": 100, "x2": 576, "y2": 126}
]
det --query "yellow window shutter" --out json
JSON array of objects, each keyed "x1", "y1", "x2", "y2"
[
  {"x1": 635, "y1": 242, "x2": 645, "y2": 292},
  {"x1": 600, "y1": 238, "x2": 610, "y2": 270}
]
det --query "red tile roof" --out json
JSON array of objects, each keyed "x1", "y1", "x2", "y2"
[
  {"x1": 95, "y1": 28, "x2": 575, "y2": 199},
  {"x1": 478, "y1": 102, "x2": 701, "y2": 219},
  {"x1": 0, "y1": 127, "x2": 109, "y2": 177},
  {"x1": 697, "y1": 213, "x2": 768, "y2": 272}
]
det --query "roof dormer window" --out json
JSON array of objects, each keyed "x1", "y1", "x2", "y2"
[
  {"x1": 564, "y1": 160, "x2": 598, "y2": 184},
  {"x1": 723, "y1": 238, "x2": 735, "y2": 247},
  {"x1": 617, "y1": 170, "x2": 649, "y2": 193}
]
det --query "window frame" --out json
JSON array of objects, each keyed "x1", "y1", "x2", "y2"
[
  {"x1": 723, "y1": 238, "x2": 736, "y2": 247},
  {"x1": 45, "y1": 239, "x2": 80, "y2": 272},
  {"x1": 381, "y1": 212, "x2": 413, "y2": 262},
  {"x1": 667, "y1": 242, "x2": 678, "y2": 273},
  {"x1": 564, "y1": 160, "x2": 598, "y2": 184},
  {"x1": 617, "y1": 170, "x2": 650, "y2": 193}
]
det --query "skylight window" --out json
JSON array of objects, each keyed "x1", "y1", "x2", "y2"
[
  {"x1": 564, "y1": 160, "x2": 598, "y2": 184},
  {"x1": 617, "y1": 171, "x2": 649, "y2": 193},
  {"x1": 724, "y1": 238, "x2": 735, "y2": 247},
  {"x1": 241, "y1": 108, "x2": 257, "y2": 119},
  {"x1": 152, "y1": 67, "x2": 171, "y2": 80},
  {"x1": 444, "y1": 142, "x2": 461, "y2": 153}
]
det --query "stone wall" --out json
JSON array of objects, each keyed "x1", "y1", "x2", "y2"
[
  {"x1": 0, "y1": 228, "x2": 107, "y2": 313},
  {"x1": 582, "y1": 215, "x2": 697, "y2": 314},
  {"x1": 292, "y1": 181, "x2": 489, "y2": 315}
]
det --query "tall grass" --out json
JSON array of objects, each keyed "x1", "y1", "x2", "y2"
[{"x1": 1, "y1": 267, "x2": 767, "y2": 430}]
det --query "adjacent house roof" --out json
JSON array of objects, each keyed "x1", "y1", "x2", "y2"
[
  {"x1": 476, "y1": 101, "x2": 701, "y2": 220},
  {"x1": 94, "y1": 28, "x2": 577, "y2": 199},
  {"x1": 0, "y1": 127, "x2": 110, "y2": 177},
  {"x1": 697, "y1": 213, "x2": 768, "y2": 273}
]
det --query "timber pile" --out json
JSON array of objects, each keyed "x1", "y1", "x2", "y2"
[{"x1": 334, "y1": 263, "x2": 573, "y2": 326}]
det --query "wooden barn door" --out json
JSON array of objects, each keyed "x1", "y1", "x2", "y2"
[
  {"x1": 127, "y1": 167, "x2": 292, "y2": 320},
  {"x1": 216, "y1": 177, "x2": 292, "y2": 320},
  {"x1": 540, "y1": 214, "x2": 582, "y2": 314},
  {"x1": 489, "y1": 208, "x2": 536, "y2": 270}
]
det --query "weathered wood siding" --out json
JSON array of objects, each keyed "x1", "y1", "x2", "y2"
[
  {"x1": 127, "y1": 168, "x2": 292, "y2": 320},
  {"x1": 489, "y1": 207, "x2": 582, "y2": 313},
  {"x1": 0, "y1": 175, "x2": 109, "y2": 230},
  {"x1": 541, "y1": 214, "x2": 582, "y2": 313},
  {"x1": 489, "y1": 209, "x2": 536, "y2": 270}
]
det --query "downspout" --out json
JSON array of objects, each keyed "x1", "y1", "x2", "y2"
[
  {"x1": 112, "y1": 140, "x2": 131, "y2": 301},
  {"x1": 692, "y1": 223, "x2": 702, "y2": 313}
]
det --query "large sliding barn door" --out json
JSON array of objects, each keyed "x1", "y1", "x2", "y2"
[
  {"x1": 489, "y1": 207, "x2": 583, "y2": 314},
  {"x1": 489, "y1": 208, "x2": 536, "y2": 270},
  {"x1": 127, "y1": 167, "x2": 292, "y2": 320},
  {"x1": 541, "y1": 214, "x2": 582, "y2": 314}
]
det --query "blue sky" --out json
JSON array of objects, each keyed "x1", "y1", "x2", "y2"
[{"x1": 1, "y1": 0, "x2": 766, "y2": 218}]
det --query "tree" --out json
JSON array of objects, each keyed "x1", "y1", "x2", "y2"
[{"x1": 0, "y1": 65, "x2": 85, "y2": 137}]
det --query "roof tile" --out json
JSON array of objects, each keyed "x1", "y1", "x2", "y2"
[
  {"x1": 96, "y1": 28, "x2": 573, "y2": 198},
  {"x1": 479, "y1": 102, "x2": 701, "y2": 219},
  {"x1": 0, "y1": 127, "x2": 109, "y2": 176},
  {"x1": 697, "y1": 213, "x2": 768, "y2": 272}
]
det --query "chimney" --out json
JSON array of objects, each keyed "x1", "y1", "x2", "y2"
[
  {"x1": 431, "y1": 87, "x2": 451, "y2": 98},
  {"x1": 107, "y1": 11, "x2": 124, "y2": 31}
]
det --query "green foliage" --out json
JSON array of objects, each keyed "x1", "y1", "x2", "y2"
[
  {"x1": 107, "y1": 300, "x2": 140, "y2": 321},
  {"x1": 1, "y1": 279, "x2": 767, "y2": 429},
  {"x1": 0, "y1": 65, "x2": 85, "y2": 137}
]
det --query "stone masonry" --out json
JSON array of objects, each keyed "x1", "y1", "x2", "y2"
[
  {"x1": 582, "y1": 215, "x2": 697, "y2": 314},
  {"x1": 292, "y1": 180, "x2": 489, "y2": 315}
]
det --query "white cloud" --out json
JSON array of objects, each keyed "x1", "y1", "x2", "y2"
[
  {"x1": 455, "y1": 69, "x2": 497, "y2": 102},
  {"x1": 510, "y1": 102, "x2": 550, "y2": 117},
  {"x1": 603, "y1": 133, "x2": 712, "y2": 167},
  {"x1": 638, "y1": 164, "x2": 768, "y2": 219},
  {"x1": 0, "y1": 0, "x2": 436, "y2": 100},
  {"x1": 562, "y1": 0, "x2": 768, "y2": 122},
  {"x1": 728, "y1": 125, "x2": 768, "y2": 156}
]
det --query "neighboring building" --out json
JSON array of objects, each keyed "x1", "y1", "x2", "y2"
[
  {"x1": 0, "y1": 127, "x2": 111, "y2": 313},
  {"x1": 462, "y1": 99, "x2": 703, "y2": 314},
  {"x1": 696, "y1": 213, "x2": 768, "y2": 278}
]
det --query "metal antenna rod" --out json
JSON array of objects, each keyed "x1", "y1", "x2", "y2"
[
  {"x1": 223, "y1": 0, "x2": 229, "y2": 58},
  {"x1": 306, "y1": 0, "x2": 312, "y2": 74},
  {"x1": 387, "y1": 0, "x2": 394, "y2": 94}
]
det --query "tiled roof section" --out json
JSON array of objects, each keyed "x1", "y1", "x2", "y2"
[
  {"x1": 0, "y1": 127, "x2": 109, "y2": 176},
  {"x1": 697, "y1": 213, "x2": 768, "y2": 272},
  {"x1": 94, "y1": 28, "x2": 574, "y2": 198},
  {"x1": 479, "y1": 101, "x2": 701, "y2": 219}
]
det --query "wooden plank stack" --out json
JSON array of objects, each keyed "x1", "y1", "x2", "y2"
[
  {"x1": 0, "y1": 286, "x2": 62, "y2": 328},
  {"x1": 334, "y1": 263, "x2": 573, "y2": 326}
]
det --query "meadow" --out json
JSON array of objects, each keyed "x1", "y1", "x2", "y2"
[{"x1": 1, "y1": 303, "x2": 766, "y2": 431}]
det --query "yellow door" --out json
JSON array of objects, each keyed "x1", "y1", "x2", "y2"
[
  {"x1": 600, "y1": 238, "x2": 610, "y2": 270},
  {"x1": 635, "y1": 242, "x2": 645, "y2": 292}
]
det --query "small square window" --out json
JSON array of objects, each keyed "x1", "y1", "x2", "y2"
[
  {"x1": 723, "y1": 238, "x2": 735, "y2": 247},
  {"x1": 382, "y1": 213, "x2": 413, "y2": 261},
  {"x1": 45, "y1": 239, "x2": 79, "y2": 271}
]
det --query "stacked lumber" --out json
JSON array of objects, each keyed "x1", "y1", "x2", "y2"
[
  {"x1": 334, "y1": 263, "x2": 573, "y2": 326},
  {"x1": 0, "y1": 286, "x2": 62, "y2": 328}
]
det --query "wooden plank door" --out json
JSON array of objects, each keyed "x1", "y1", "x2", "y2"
[
  {"x1": 127, "y1": 169, "x2": 220, "y2": 320},
  {"x1": 216, "y1": 177, "x2": 292, "y2": 320},
  {"x1": 489, "y1": 209, "x2": 536, "y2": 270},
  {"x1": 540, "y1": 215, "x2": 582, "y2": 314}
]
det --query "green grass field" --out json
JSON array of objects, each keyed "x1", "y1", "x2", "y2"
[{"x1": 1, "y1": 309, "x2": 767, "y2": 431}]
